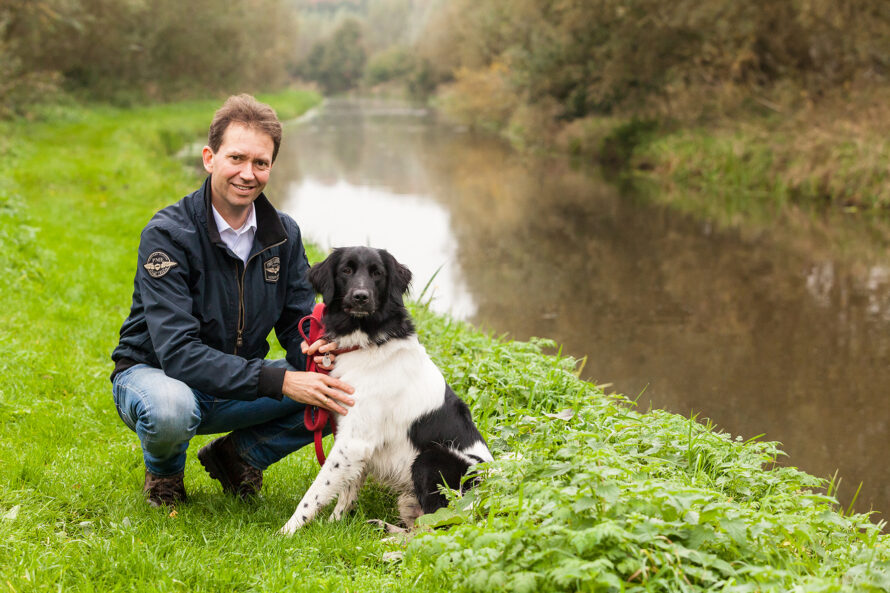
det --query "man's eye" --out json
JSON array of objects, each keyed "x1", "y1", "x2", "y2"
[
  {"x1": 255, "y1": 161, "x2": 270, "y2": 171},
  {"x1": 230, "y1": 155, "x2": 242, "y2": 162}
]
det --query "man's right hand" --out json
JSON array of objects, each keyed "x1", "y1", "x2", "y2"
[{"x1": 281, "y1": 370, "x2": 355, "y2": 416}]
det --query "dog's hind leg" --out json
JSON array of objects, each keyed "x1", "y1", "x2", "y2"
[
  {"x1": 279, "y1": 441, "x2": 371, "y2": 535},
  {"x1": 397, "y1": 492, "x2": 424, "y2": 528},
  {"x1": 411, "y1": 447, "x2": 468, "y2": 514},
  {"x1": 330, "y1": 467, "x2": 367, "y2": 521}
]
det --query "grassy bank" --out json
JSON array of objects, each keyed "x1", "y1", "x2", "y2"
[
  {"x1": 437, "y1": 75, "x2": 890, "y2": 248},
  {"x1": 546, "y1": 88, "x2": 890, "y2": 250},
  {"x1": 1, "y1": 94, "x2": 889, "y2": 592}
]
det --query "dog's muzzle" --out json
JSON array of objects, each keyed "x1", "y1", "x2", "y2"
[{"x1": 344, "y1": 289, "x2": 373, "y2": 317}]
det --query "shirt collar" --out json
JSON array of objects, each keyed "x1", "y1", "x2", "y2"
[{"x1": 211, "y1": 203, "x2": 257, "y2": 236}]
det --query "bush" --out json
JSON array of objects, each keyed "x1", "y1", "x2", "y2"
[
  {"x1": 417, "y1": 0, "x2": 890, "y2": 127},
  {"x1": 438, "y1": 62, "x2": 519, "y2": 132},
  {"x1": 1, "y1": 0, "x2": 299, "y2": 111},
  {"x1": 300, "y1": 18, "x2": 367, "y2": 95},
  {"x1": 364, "y1": 45, "x2": 416, "y2": 87}
]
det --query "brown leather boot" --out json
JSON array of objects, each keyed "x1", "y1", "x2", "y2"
[
  {"x1": 198, "y1": 434, "x2": 263, "y2": 498},
  {"x1": 143, "y1": 470, "x2": 186, "y2": 507}
]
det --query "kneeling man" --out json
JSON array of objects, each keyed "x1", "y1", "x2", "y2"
[{"x1": 110, "y1": 94, "x2": 353, "y2": 507}]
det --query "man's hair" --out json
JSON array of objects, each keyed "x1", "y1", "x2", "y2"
[{"x1": 207, "y1": 94, "x2": 283, "y2": 162}]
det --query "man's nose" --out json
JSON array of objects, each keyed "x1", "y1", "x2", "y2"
[{"x1": 239, "y1": 161, "x2": 256, "y2": 180}]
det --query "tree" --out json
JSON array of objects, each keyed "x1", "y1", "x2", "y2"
[{"x1": 301, "y1": 18, "x2": 367, "y2": 94}]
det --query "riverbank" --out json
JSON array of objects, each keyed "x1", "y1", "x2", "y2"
[
  {"x1": 411, "y1": 0, "x2": 890, "y2": 247},
  {"x1": 537, "y1": 87, "x2": 890, "y2": 259},
  {"x1": 1, "y1": 95, "x2": 889, "y2": 591},
  {"x1": 434, "y1": 79, "x2": 890, "y2": 259}
]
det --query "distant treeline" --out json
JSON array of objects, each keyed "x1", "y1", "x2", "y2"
[
  {"x1": 291, "y1": 0, "x2": 434, "y2": 97},
  {"x1": 416, "y1": 0, "x2": 890, "y2": 133},
  {"x1": 1, "y1": 0, "x2": 299, "y2": 115},
  {"x1": 295, "y1": 0, "x2": 890, "y2": 125},
  {"x1": 291, "y1": 0, "x2": 890, "y2": 215},
  {"x1": 6, "y1": 0, "x2": 890, "y2": 132}
]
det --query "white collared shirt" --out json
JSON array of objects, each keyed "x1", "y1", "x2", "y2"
[{"x1": 212, "y1": 204, "x2": 257, "y2": 264}]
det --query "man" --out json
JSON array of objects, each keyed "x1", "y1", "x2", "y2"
[{"x1": 111, "y1": 94, "x2": 354, "y2": 507}]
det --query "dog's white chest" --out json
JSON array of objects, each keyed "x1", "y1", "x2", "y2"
[
  {"x1": 333, "y1": 336, "x2": 445, "y2": 426},
  {"x1": 329, "y1": 336, "x2": 446, "y2": 486}
]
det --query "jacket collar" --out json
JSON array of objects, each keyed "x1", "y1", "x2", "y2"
[{"x1": 199, "y1": 176, "x2": 287, "y2": 250}]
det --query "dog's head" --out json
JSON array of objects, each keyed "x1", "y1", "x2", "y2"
[{"x1": 308, "y1": 247, "x2": 414, "y2": 341}]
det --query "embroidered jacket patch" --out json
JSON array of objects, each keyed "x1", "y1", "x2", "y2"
[
  {"x1": 264, "y1": 256, "x2": 281, "y2": 283},
  {"x1": 144, "y1": 251, "x2": 178, "y2": 278}
]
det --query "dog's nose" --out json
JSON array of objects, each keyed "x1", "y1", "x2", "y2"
[{"x1": 351, "y1": 289, "x2": 370, "y2": 304}]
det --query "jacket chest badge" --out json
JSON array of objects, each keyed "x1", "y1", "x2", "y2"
[{"x1": 263, "y1": 256, "x2": 280, "y2": 283}]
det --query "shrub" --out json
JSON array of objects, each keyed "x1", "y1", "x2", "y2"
[
  {"x1": 417, "y1": 0, "x2": 890, "y2": 128},
  {"x1": 0, "y1": 0, "x2": 299, "y2": 110},
  {"x1": 438, "y1": 62, "x2": 519, "y2": 132},
  {"x1": 364, "y1": 45, "x2": 416, "y2": 87},
  {"x1": 300, "y1": 18, "x2": 367, "y2": 95}
]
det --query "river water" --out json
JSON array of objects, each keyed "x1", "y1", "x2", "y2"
[{"x1": 267, "y1": 97, "x2": 890, "y2": 521}]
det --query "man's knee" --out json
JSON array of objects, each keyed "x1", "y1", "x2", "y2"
[
  {"x1": 117, "y1": 367, "x2": 201, "y2": 444},
  {"x1": 145, "y1": 391, "x2": 200, "y2": 444}
]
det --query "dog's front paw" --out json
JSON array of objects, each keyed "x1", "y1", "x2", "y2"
[{"x1": 279, "y1": 517, "x2": 304, "y2": 536}]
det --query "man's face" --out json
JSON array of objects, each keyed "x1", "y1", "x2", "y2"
[{"x1": 202, "y1": 122, "x2": 274, "y2": 217}]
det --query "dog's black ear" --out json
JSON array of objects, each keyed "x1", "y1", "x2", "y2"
[
  {"x1": 381, "y1": 249, "x2": 412, "y2": 301},
  {"x1": 308, "y1": 249, "x2": 339, "y2": 304}
]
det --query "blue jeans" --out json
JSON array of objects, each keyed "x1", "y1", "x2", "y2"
[{"x1": 112, "y1": 360, "x2": 316, "y2": 476}]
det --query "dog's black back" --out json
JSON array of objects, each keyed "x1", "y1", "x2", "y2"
[{"x1": 409, "y1": 385, "x2": 488, "y2": 512}]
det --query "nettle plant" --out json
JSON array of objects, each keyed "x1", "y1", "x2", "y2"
[{"x1": 402, "y1": 305, "x2": 890, "y2": 592}]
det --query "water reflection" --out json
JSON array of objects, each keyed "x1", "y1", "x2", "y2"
[
  {"x1": 281, "y1": 178, "x2": 475, "y2": 317},
  {"x1": 270, "y1": 98, "x2": 890, "y2": 521}
]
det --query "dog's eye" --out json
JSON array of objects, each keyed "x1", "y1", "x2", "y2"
[
  {"x1": 370, "y1": 267, "x2": 383, "y2": 278},
  {"x1": 341, "y1": 266, "x2": 353, "y2": 275}
]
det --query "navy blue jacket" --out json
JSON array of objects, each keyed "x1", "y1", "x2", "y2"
[{"x1": 111, "y1": 176, "x2": 315, "y2": 400}]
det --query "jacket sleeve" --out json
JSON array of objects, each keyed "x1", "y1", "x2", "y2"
[
  {"x1": 137, "y1": 225, "x2": 280, "y2": 400},
  {"x1": 274, "y1": 219, "x2": 316, "y2": 371}
]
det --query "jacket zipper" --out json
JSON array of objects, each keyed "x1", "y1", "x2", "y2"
[{"x1": 234, "y1": 238, "x2": 287, "y2": 355}]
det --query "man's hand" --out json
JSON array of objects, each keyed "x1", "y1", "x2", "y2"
[
  {"x1": 302, "y1": 338, "x2": 340, "y2": 370},
  {"x1": 282, "y1": 370, "x2": 355, "y2": 416}
]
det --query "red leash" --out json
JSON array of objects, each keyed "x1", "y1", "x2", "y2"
[
  {"x1": 299, "y1": 303, "x2": 335, "y2": 465},
  {"x1": 299, "y1": 303, "x2": 359, "y2": 466}
]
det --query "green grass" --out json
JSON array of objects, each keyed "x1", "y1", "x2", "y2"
[
  {"x1": 635, "y1": 129, "x2": 790, "y2": 228},
  {"x1": 623, "y1": 122, "x2": 890, "y2": 263},
  {"x1": 543, "y1": 93, "x2": 890, "y2": 258},
  {"x1": 627, "y1": 109, "x2": 890, "y2": 247},
  {"x1": 2, "y1": 93, "x2": 890, "y2": 592}
]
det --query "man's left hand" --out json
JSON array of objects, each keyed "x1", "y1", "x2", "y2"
[{"x1": 301, "y1": 339, "x2": 340, "y2": 369}]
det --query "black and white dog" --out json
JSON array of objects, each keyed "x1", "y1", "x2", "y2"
[{"x1": 280, "y1": 247, "x2": 493, "y2": 534}]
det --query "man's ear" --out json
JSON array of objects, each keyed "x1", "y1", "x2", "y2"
[
  {"x1": 201, "y1": 146, "x2": 214, "y2": 174},
  {"x1": 308, "y1": 249, "x2": 339, "y2": 303},
  {"x1": 381, "y1": 249, "x2": 412, "y2": 303}
]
